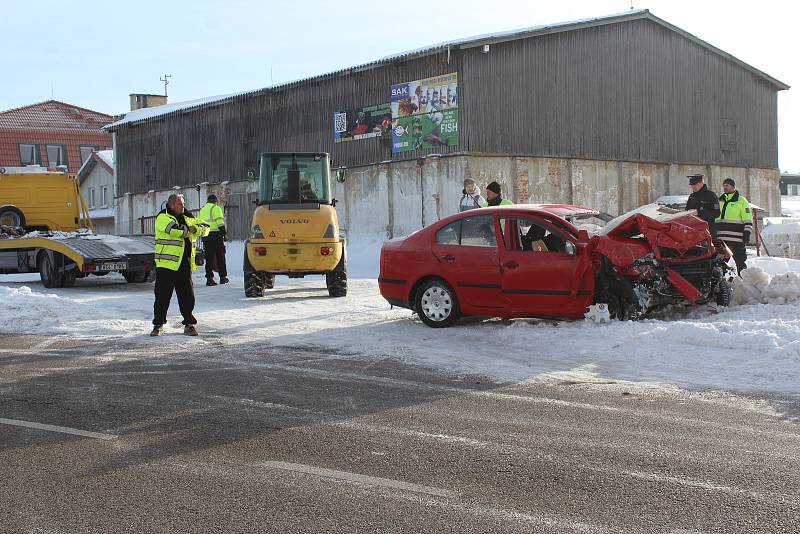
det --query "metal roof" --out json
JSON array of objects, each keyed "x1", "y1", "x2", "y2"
[{"x1": 105, "y1": 9, "x2": 789, "y2": 132}]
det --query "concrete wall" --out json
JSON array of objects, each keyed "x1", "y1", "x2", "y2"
[{"x1": 117, "y1": 154, "x2": 781, "y2": 239}]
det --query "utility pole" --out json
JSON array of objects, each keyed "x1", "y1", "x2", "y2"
[{"x1": 160, "y1": 74, "x2": 172, "y2": 97}]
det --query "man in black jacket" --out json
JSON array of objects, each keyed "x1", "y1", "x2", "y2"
[{"x1": 685, "y1": 174, "x2": 720, "y2": 236}]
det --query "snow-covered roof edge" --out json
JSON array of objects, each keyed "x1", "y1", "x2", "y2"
[
  {"x1": 105, "y1": 9, "x2": 789, "y2": 131},
  {"x1": 77, "y1": 149, "x2": 114, "y2": 177}
]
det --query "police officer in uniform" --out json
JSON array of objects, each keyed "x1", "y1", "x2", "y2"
[
  {"x1": 685, "y1": 174, "x2": 720, "y2": 236},
  {"x1": 198, "y1": 194, "x2": 228, "y2": 286},
  {"x1": 150, "y1": 193, "x2": 209, "y2": 337},
  {"x1": 716, "y1": 178, "x2": 753, "y2": 274}
]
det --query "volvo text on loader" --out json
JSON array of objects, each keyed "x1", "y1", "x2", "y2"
[{"x1": 244, "y1": 152, "x2": 347, "y2": 298}]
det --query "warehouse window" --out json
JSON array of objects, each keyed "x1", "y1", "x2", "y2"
[
  {"x1": 789, "y1": 184, "x2": 800, "y2": 196},
  {"x1": 19, "y1": 143, "x2": 41, "y2": 165},
  {"x1": 46, "y1": 144, "x2": 68, "y2": 168},
  {"x1": 720, "y1": 118, "x2": 737, "y2": 153}
]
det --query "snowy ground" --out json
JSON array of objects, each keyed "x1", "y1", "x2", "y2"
[{"x1": 1, "y1": 237, "x2": 799, "y2": 396}]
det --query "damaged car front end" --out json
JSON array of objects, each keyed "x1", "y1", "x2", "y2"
[{"x1": 590, "y1": 205, "x2": 734, "y2": 319}]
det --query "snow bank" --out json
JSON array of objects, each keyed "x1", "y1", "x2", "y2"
[{"x1": 729, "y1": 257, "x2": 800, "y2": 305}]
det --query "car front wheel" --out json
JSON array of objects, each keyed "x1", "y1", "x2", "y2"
[{"x1": 415, "y1": 279, "x2": 460, "y2": 328}]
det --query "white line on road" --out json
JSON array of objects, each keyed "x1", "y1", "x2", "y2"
[
  {"x1": 262, "y1": 461, "x2": 459, "y2": 499},
  {"x1": 0, "y1": 418, "x2": 117, "y2": 441}
]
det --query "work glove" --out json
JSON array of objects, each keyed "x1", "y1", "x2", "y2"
[
  {"x1": 219, "y1": 225, "x2": 227, "y2": 241},
  {"x1": 742, "y1": 232, "x2": 750, "y2": 244}
]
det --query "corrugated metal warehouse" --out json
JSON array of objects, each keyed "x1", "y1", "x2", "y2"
[{"x1": 107, "y1": 9, "x2": 789, "y2": 239}]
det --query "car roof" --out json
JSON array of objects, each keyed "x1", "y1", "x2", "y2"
[{"x1": 479, "y1": 203, "x2": 600, "y2": 218}]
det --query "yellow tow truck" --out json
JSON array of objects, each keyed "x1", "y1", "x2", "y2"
[
  {"x1": 244, "y1": 152, "x2": 347, "y2": 297},
  {"x1": 0, "y1": 166, "x2": 155, "y2": 287}
]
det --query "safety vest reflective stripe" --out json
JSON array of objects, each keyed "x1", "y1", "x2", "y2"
[
  {"x1": 156, "y1": 239, "x2": 184, "y2": 246},
  {"x1": 199, "y1": 203, "x2": 225, "y2": 232},
  {"x1": 155, "y1": 253, "x2": 181, "y2": 262}
]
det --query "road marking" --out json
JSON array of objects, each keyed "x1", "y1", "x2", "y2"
[
  {"x1": 262, "y1": 461, "x2": 459, "y2": 499},
  {"x1": 0, "y1": 418, "x2": 117, "y2": 441}
]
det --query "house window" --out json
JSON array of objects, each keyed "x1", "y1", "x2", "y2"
[
  {"x1": 101, "y1": 186, "x2": 108, "y2": 207},
  {"x1": 46, "y1": 144, "x2": 68, "y2": 168},
  {"x1": 19, "y1": 144, "x2": 41, "y2": 165},
  {"x1": 80, "y1": 145, "x2": 97, "y2": 165},
  {"x1": 89, "y1": 188, "x2": 96, "y2": 209}
]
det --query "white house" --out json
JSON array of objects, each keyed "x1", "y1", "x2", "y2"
[{"x1": 77, "y1": 149, "x2": 115, "y2": 234}]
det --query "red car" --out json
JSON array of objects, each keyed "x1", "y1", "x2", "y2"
[{"x1": 378, "y1": 204, "x2": 733, "y2": 327}]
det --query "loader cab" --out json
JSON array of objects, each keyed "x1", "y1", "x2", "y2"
[{"x1": 258, "y1": 153, "x2": 332, "y2": 206}]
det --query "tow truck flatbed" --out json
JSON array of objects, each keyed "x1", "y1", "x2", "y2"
[{"x1": 0, "y1": 232, "x2": 156, "y2": 287}]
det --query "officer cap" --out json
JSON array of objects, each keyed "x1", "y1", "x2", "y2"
[{"x1": 687, "y1": 174, "x2": 703, "y2": 185}]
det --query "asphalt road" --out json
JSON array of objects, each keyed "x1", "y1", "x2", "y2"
[{"x1": 1, "y1": 333, "x2": 798, "y2": 533}]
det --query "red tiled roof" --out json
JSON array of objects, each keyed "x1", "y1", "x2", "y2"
[{"x1": 0, "y1": 100, "x2": 113, "y2": 132}]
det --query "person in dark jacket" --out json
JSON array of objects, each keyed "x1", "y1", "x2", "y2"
[{"x1": 685, "y1": 174, "x2": 720, "y2": 236}]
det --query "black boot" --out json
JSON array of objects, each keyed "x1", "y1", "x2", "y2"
[{"x1": 206, "y1": 278, "x2": 217, "y2": 286}]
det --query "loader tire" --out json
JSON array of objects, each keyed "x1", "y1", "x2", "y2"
[
  {"x1": 245, "y1": 271, "x2": 266, "y2": 298},
  {"x1": 264, "y1": 274, "x2": 275, "y2": 290},
  {"x1": 326, "y1": 248, "x2": 347, "y2": 298}
]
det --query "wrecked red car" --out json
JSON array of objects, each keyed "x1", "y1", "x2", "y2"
[{"x1": 378, "y1": 204, "x2": 733, "y2": 327}]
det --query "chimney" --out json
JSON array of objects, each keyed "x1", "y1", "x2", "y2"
[{"x1": 130, "y1": 93, "x2": 168, "y2": 111}]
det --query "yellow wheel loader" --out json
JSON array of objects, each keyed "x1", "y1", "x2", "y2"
[{"x1": 244, "y1": 152, "x2": 347, "y2": 298}]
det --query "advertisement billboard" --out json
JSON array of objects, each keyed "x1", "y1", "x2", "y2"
[
  {"x1": 333, "y1": 103, "x2": 392, "y2": 143},
  {"x1": 390, "y1": 73, "x2": 458, "y2": 153}
]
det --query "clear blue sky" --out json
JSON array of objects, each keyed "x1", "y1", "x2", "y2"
[{"x1": 2, "y1": 0, "x2": 796, "y2": 171}]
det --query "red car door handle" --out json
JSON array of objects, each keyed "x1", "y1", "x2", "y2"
[
  {"x1": 440, "y1": 254, "x2": 455, "y2": 262},
  {"x1": 503, "y1": 260, "x2": 519, "y2": 269}
]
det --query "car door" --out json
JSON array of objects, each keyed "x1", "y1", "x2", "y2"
[
  {"x1": 498, "y1": 215, "x2": 588, "y2": 318},
  {"x1": 430, "y1": 214, "x2": 503, "y2": 311}
]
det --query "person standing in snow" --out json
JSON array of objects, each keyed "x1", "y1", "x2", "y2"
[
  {"x1": 150, "y1": 193, "x2": 209, "y2": 337},
  {"x1": 482, "y1": 181, "x2": 513, "y2": 207},
  {"x1": 716, "y1": 178, "x2": 753, "y2": 274},
  {"x1": 459, "y1": 178, "x2": 485, "y2": 212},
  {"x1": 685, "y1": 174, "x2": 720, "y2": 236},
  {"x1": 198, "y1": 194, "x2": 228, "y2": 286}
]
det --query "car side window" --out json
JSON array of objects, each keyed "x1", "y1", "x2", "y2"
[
  {"x1": 460, "y1": 215, "x2": 497, "y2": 247},
  {"x1": 500, "y1": 216, "x2": 568, "y2": 253},
  {"x1": 435, "y1": 221, "x2": 460, "y2": 245}
]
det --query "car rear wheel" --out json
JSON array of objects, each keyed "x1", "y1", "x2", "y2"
[{"x1": 416, "y1": 279, "x2": 460, "y2": 328}]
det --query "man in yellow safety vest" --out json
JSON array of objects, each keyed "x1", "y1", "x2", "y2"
[
  {"x1": 150, "y1": 193, "x2": 209, "y2": 337},
  {"x1": 716, "y1": 178, "x2": 753, "y2": 274},
  {"x1": 198, "y1": 194, "x2": 228, "y2": 286}
]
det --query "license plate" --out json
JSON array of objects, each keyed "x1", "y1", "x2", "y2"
[{"x1": 101, "y1": 262, "x2": 128, "y2": 271}]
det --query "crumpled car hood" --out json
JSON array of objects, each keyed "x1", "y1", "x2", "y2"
[{"x1": 601, "y1": 204, "x2": 710, "y2": 254}]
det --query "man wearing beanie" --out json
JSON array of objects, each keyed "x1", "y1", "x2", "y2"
[
  {"x1": 459, "y1": 178, "x2": 486, "y2": 212},
  {"x1": 716, "y1": 178, "x2": 752, "y2": 274},
  {"x1": 482, "y1": 181, "x2": 513, "y2": 207}
]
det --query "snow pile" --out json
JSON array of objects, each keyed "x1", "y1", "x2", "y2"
[
  {"x1": 762, "y1": 221, "x2": 800, "y2": 259},
  {"x1": 731, "y1": 257, "x2": 800, "y2": 305},
  {"x1": 0, "y1": 286, "x2": 90, "y2": 331}
]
